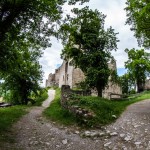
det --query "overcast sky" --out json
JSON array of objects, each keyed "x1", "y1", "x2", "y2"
[{"x1": 39, "y1": 0, "x2": 140, "y2": 86}]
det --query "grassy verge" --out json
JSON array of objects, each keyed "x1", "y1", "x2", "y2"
[
  {"x1": 44, "y1": 89, "x2": 150, "y2": 128},
  {"x1": 72, "y1": 91, "x2": 150, "y2": 126},
  {"x1": 0, "y1": 105, "x2": 27, "y2": 142},
  {"x1": 0, "y1": 88, "x2": 48, "y2": 144},
  {"x1": 0, "y1": 88, "x2": 48, "y2": 134},
  {"x1": 43, "y1": 88, "x2": 77, "y2": 125}
]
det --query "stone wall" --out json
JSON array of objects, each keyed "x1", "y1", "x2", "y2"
[
  {"x1": 103, "y1": 82, "x2": 122, "y2": 99},
  {"x1": 61, "y1": 85, "x2": 91, "y2": 109},
  {"x1": 45, "y1": 73, "x2": 55, "y2": 87},
  {"x1": 46, "y1": 60, "x2": 86, "y2": 88},
  {"x1": 144, "y1": 79, "x2": 150, "y2": 90},
  {"x1": 46, "y1": 59, "x2": 122, "y2": 99},
  {"x1": 61, "y1": 85, "x2": 94, "y2": 124},
  {"x1": 55, "y1": 68, "x2": 61, "y2": 85},
  {"x1": 65, "y1": 61, "x2": 74, "y2": 88},
  {"x1": 72, "y1": 68, "x2": 85, "y2": 88},
  {"x1": 58, "y1": 62, "x2": 66, "y2": 87}
]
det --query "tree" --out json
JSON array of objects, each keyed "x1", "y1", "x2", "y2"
[
  {"x1": 119, "y1": 73, "x2": 135, "y2": 94},
  {"x1": 0, "y1": 0, "x2": 89, "y2": 72},
  {"x1": 125, "y1": 48, "x2": 150, "y2": 93},
  {"x1": 125, "y1": 0, "x2": 150, "y2": 48},
  {"x1": 0, "y1": 0, "x2": 89, "y2": 42},
  {"x1": 61, "y1": 7, "x2": 118, "y2": 97},
  {"x1": 0, "y1": 0, "x2": 89, "y2": 104},
  {"x1": 0, "y1": 43, "x2": 43, "y2": 104}
]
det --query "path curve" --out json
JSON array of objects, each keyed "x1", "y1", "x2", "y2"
[
  {"x1": 1, "y1": 93, "x2": 150, "y2": 150},
  {"x1": 42, "y1": 90, "x2": 55, "y2": 108},
  {"x1": 103, "y1": 99, "x2": 150, "y2": 150}
]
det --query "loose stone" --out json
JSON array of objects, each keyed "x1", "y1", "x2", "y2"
[
  {"x1": 99, "y1": 132, "x2": 105, "y2": 137},
  {"x1": 120, "y1": 134, "x2": 125, "y2": 138},
  {"x1": 135, "y1": 142, "x2": 141, "y2": 145},
  {"x1": 62, "y1": 139, "x2": 68, "y2": 145},
  {"x1": 110, "y1": 132, "x2": 118, "y2": 136},
  {"x1": 104, "y1": 142, "x2": 112, "y2": 147},
  {"x1": 124, "y1": 136, "x2": 132, "y2": 141},
  {"x1": 75, "y1": 131, "x2": 80, "y2": 134}
]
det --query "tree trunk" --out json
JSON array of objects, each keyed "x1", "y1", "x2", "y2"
[
  {"x1": 96, "y1": 86, "x2": 103, "y2": 97},
  {"x1": 137, "y1": 80, "x2": 144, "y2": 93},
  {"x1": 20, "y1": 82, "x2": 29, "y2": 105}
]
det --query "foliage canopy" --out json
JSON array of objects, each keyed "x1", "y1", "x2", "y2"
[
  {"x1": 0, "y1": 0, "x2": 89, "y2": 104},
  {"x1": 125, "y1": 0, "x2": 150, "y2": 48},
  {"x1": 61, "y1": 7, "x2": 118, "y2": 97},
  {"x1": 0, "y1": 44, "x2": 43, "y2": 104},
  {"x1": 125, "y1": 48, "x2": 150, "y2": 93}
]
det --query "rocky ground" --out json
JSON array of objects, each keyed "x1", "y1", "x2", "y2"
[{"x1": 1, "y1": 90, "x2": 150, "y2": 150}]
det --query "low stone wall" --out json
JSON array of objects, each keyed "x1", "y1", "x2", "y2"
[
  {"x1": 61, "y1": 85, "x2": 91, "y2": 109},
  {"x1": 61, "y1": 85, "x2": 94, "y2": 124},
  {"x1": 61, "y1": 85, "x2": 72, "y2": 109}
]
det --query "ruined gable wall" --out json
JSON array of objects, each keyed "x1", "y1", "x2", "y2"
[
  {"x1": 58, "y1": 61, "x2": 66, "y2": 87},
  {"x1": 102, "y1": 82, "x2": 122, "y2": 99},
  {"x1": 66, "y1": 61, "x2": 74, "y2": 88},
  {"x1": 144, "y1": 79, "x2": 150, "y2": 90},
  {"x1": 45, "y1": 73, "x2": 55, "y2": 87},
  {"x1": 45, "y1": 79, "x2": 49, "y2": 87},
  {"x1": 72, "y1": 68, "x2": 85, "y2": 88},
  {"x1": 102, "y1": 60, "x2": 122, "y2": 98},
  {"x1": 55, "y1": 68, "x2": 60, "y2": 86},
  {"x1": 58, "y1": 60, "x2": 74, "y2": 88}
]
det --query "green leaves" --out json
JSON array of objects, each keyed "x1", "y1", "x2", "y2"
[
  {"x1": 61, "y1": 7, "x2": 118, "y2": 96},
  {"x1": 0, "y1": 38, "x2": 43, "y2": 104},
  {"x1": 125, "y1": 0, "x2": 150, "y2": 48},
  {"x1": 125, "y1": 48, "x2": 150, "y2": 92},
  {"x1": 0, "y1": 0, "x2": 89, "y2": 104}
]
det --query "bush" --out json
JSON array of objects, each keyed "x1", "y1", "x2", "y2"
[{"x1": 33, "y1": 88, "x2": 48, "y2": 106}]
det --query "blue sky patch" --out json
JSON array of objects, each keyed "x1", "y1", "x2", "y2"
[{"x1": 117, "y1": 68, "x2": 127, "y2": 76}]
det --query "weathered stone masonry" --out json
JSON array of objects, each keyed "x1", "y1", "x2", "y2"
[
  {"x1": 46, "y1": 59, "x2": 122, "y2": 99},
  {"x1": 61, "y1": 85, "x2": 95, "y2": 124}
]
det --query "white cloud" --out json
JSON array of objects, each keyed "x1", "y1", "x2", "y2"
[
  {"x1": 87, "y1": 0, "x2": 140, "y2": 68},
  {"x1": 40, "y1": 0, "x2": 141, "y2": 86},
  {"x1": 39, "y1": 38, "x2": 63, "y2": 86}
]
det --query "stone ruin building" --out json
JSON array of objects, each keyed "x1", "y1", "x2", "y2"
[
  {"x1": 46, "y1": 59, "x2": 122, "y2": 99},
  {"x1": 144, "y1": 79, "x2": 150, "y2": 90}
]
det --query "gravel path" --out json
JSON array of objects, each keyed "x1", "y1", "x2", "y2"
[
  {"x1": 103, "y1": 99, "x2": 150, "y2": 150},
  {"x1": 1, "y1": 91, "x2": 150, "y2": 150},
  {"x1": 42, "y1": 90, "x2": 55, "y2": 108}
]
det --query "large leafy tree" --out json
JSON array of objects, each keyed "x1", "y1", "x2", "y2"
[
  {"x1": 119, "y1": 73, "x2": 135, "y2": 94},
  {"x1": 0, "y1": 0, "x2": 89, "y2": 71},
  {"x1": 0, "y1": 0, "x2": 89, "y2": 42},
  {"x1": 125, "y1": 0, "x2": 150, "y2": 47},
  {"x1": 0, "y1": 0, "x2": 89, "y2": 104},
  {"x1": 125, "y1": 48, "x2": 150, "y2": 93},
  {"x1": 61, "y1": 7, "x2": 118, "y2": 97},
  {"x1": 0, "y1": 42, "x2": 43, "y2": 104}
]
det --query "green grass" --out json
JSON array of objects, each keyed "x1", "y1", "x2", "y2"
[
  {"x1": 0, "y1": 89, "x2": 48, "y2": 133},
  {"x1": 43, "y1": 88, "x2": 77, "y2": 125},
  {"x1": 0, "y1": 105, "x2": 27, "y2": 142},
  {"x1": 0, "y1": 88, "x2": 48, "y2": 145},
  {"x1": 44, "y1": 89, "x2": 150, "y2": 128}
]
